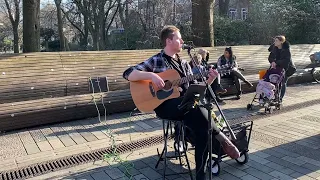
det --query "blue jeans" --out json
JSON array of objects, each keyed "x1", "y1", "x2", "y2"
[{"x1": 280, "y1": 75, "x2": 288, "y2": 101}]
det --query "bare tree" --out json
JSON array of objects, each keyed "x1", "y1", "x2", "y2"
[
  {"x1": 73, "y1": 0, "x2": 119, "y2": 50},
  {"x1": 54, "y1": 0, "x2": 66, "y2": 51},
  {"x1": 1, "y1": 0, "x2": 21, "y2": 53},
  {"x1": 62, "y1": 4, "x2": 89, "y2": 49},
  {"x1": 23, "y1": 0, "x2": 40, "y2": 52}
]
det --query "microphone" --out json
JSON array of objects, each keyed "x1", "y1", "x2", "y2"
[{"x1": 182, "y1": 44, "x2": 194, "y2": 50}]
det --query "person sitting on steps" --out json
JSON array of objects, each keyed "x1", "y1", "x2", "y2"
[
  {"x1": 217, "y1": 47, "x2": 253, "y2": 99},
  {"x1": 197, "y1": 48, "x2": 227, "y2": 102}
]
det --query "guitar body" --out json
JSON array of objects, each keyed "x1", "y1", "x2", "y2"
[{"x1": 130, "y1": 69, "x2": 181, "y2": 113}]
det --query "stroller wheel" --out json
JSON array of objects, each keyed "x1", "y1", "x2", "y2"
[
  {"x1": 275, "y1": 103, "x2": 281, "y2": 110},
  {"x1": 236, "y1": 152, "x2": 249, "y2": 165},
  {"x1": 246, "y1": 104, "x2": 253, "y2": 110},
  {"x1": 269, "y1": 107, "x2": 273, "y2": 113},
  {"x1": 208, "y1": 157, "x2": 220, "y2": 176},
  {"x1": 265, "y1": 107, "x2": 272, "y2": 114}
]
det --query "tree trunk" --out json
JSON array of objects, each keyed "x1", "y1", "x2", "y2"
[
  {"x1": 55, "y1": 0, "x2": 65, "y2": 51},
  {"x1": 13, "y1": 25, "x2": 19, "y2": 53},
  {"x1": 23, "y1": 0, "x2": 40, "y2": 52},
  {"x1": 192, "y1": 0, "x2": 214, "y2": 47},
  {"x1": 219, "y1": 0, "x2": 230, "y2": 17},
  {"x1": 92, "y1": 31, "x2": 99, "y2": 50},
  {"x1": 98, "y1": 3, "x2": 106, "y2": 50}
]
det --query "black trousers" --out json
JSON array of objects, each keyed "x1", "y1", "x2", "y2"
[
  {"x1": 224, "y1": 69, "x2": 248, "y2": 95},
  {"x1": 155, "y1": 97, "x2": 221, "y2": 180}
]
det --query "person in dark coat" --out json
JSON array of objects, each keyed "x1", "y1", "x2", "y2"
[{"x1": 268, "y1": 35, "x2": 295, "y2": 103}]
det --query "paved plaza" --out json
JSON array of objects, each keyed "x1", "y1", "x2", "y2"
[{"x1": 0, "y1": 82, "x2": 319, "y2": 180}]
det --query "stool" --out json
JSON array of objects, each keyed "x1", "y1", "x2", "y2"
[{"x1": 155, "y1": 118, "x2": 194, "y2": 180}]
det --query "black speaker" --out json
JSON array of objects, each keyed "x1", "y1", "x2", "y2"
[{"x1": 88, "y1": 77, "x2": 109, "y2": 93}]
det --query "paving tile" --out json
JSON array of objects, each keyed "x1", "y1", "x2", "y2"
[
  {"x1": 19, "y1": 131, "x2": 36, "y2": 144},
  {"x1": 135, "y1": 121, "x2": 153, "y2": 130},
  {"x1": 253, "y1": 151, "x2": 271, "y2": 159},
  {"x1": 76, "y1": 175, "x2": 95, "y2": 180},
  {"x1": 79, "y1": 120, "x2": 109, "y2": 140},
  {"x1": 133, "y1": 174, "x2": 149, "y2": 180},
  {"x1": 48, "y1": 138, "x2": 65, "y2": 149},
  {"x1": 301, "y1": 163, "x2": 320, "y2": 173},
  {"x1": 36, "y1": 141, "x2": 53, "y2": 151},
  {"x1": 155, "y1": 168, "x2": 183, "y2": 180},
  {"x1": 261, "y1": 149, "x2": 286, "y2": 158},
  {"x1": 297, "y1": 156, "x2": 320, "y2": 167},
  {"x1": 104, "y1": 167, "x2": 126, "y2": 179},
  {"x1": 67, "y1": 121, "x2": 99, "y2": 142},
  {"x1": 282, "y1": 156, "x2": 307, "y2": 166},
  {"x1": 219, "y1": 172, "x2": 241, "y2": 180},
  {"x1": 132, "y1": 160, "x2": 149, "y2": 170},
  {"x1": 142, "y1": 118, "x2": 161, "y2": 128},
  {"x1": 118, "y1": 166, "x2": 141, "y2": 177},
  {"x1": 59, "y1": 136, "x2": 77, "y2": 147},
  {"x1": 269, "y1": 171, "x2": 293, "y2": 180},
  {"x1": 91, "y1": 171, "x2": 112, "y2": 180},
  {"x1": 290, "y1": 172, "x2": 304, "y2": 179},
  {"x1": 24, "y1": 142, "x2": 40, "y2": 154},
  {"x1": 241, "y1": 174, "x2": 260, "y2": 180},
  {"x1": 297, "y1": 176, "x2": 317, "y2": 180},
  {"x1": 0, "y1": 133, "x2": 27, "y2": 160},
  {"x1": 223, "y1": 165, "x2": 247, "y2": 177},
  {"x1": 246, "y1": 160, "x2": 274, "y2": 173},
  {"x1": 29, "y1": 129, "x2": 47, "y2": 142},
  {"x1": 69, "y1": 133, "x2": 88, "y2": 145},
  {"x1": 138, "y1": 167, "x2": 162, "y2": 180},
  {"x1": 243, "y1": 167, "x2": 275, "y2": 180},
  {"x1": 249, "y1": 154, "x2": 270, "y2": 165},
  {"x1": 40, "y1": 127, "x2": 57, "y2": 140}
]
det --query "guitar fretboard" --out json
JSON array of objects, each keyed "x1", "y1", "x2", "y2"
[{"x1": 171, "y1": 71, "x2": 209, "y2": 86}]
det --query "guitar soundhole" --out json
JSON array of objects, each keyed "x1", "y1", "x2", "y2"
[{"x1": 163, "y1": 80, "x2": 172, "y2": 90}]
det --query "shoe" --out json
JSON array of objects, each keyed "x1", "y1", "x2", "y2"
[
  {"x1": 174, "y1": 141, "x2": 185, "y2": 153},
  {"x1": 215, "y1": 132, "x2": 240, "y2": 159},
  {"x1": 216, "y1": 85, "x2": 227, "y2": 94},
  {"x1": 236, "y1": 94, "x2": 241, "y2": 100}
]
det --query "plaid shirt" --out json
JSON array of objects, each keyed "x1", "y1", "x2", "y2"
[
  {"x1": 123, "y1": 50, "x2": 195, "y2": 94},
  {"x1": 123, "y1": 50, "x2": 193, "y2": 80}
]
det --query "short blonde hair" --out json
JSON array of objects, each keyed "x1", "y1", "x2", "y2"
[
  {"x1": 197, "y1": 48, "x2": 209, "y2": 59},
  {"x1": 193, "y1": 54, "x2": 202, "y2": 65},
  {"x1": 275, "y1": 35, "x2": 286, "y2": 43}
]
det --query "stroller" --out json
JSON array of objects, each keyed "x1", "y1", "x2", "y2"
[{"x1": 247, "y1": 67, "x2": 285, "y2": 113}]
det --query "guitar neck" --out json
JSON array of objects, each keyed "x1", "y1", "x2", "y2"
[{"x1": 173, "y1": 71, "x2": 209, "y2": 86}]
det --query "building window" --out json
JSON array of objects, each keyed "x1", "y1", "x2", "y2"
[
  {"x1": 229, "y1": 8, "x2": 237, "y2": 20},
  {"x1": 241, "y1": 8, "x2": 248, "y2": 20}
]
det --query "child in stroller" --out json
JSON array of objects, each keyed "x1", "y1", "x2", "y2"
[{"x1": 247, "y1": 67, "x2": 285, "y2": 113}]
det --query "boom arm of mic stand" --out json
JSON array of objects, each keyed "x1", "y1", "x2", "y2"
[{"x1": 187, "y1": 49, "x2": 237, "y2": 141}]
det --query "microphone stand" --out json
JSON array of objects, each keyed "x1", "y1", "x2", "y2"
[{"x1": 186, "y1": 47, "x2": 236, "y2": 180}]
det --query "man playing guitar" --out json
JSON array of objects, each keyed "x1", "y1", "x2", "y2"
[{"x1": 123, "y1": 25, "x2": 240, "y2": 180}]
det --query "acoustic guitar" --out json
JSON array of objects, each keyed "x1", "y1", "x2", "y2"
[{"x1": 129, "y1": 69, "x2": 209, "y2": 113}]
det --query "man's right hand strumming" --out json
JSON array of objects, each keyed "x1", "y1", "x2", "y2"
[{"x1": 151, "y1": 73, "x2": 165, "y2": 89}]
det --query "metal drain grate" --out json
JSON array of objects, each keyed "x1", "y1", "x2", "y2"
[
  {"x1": 0, "y1": 135, "x2": 172, "y2": 180},
  {"x1": 1, "y1": 98, "x2": 319, "y2": 180}
]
